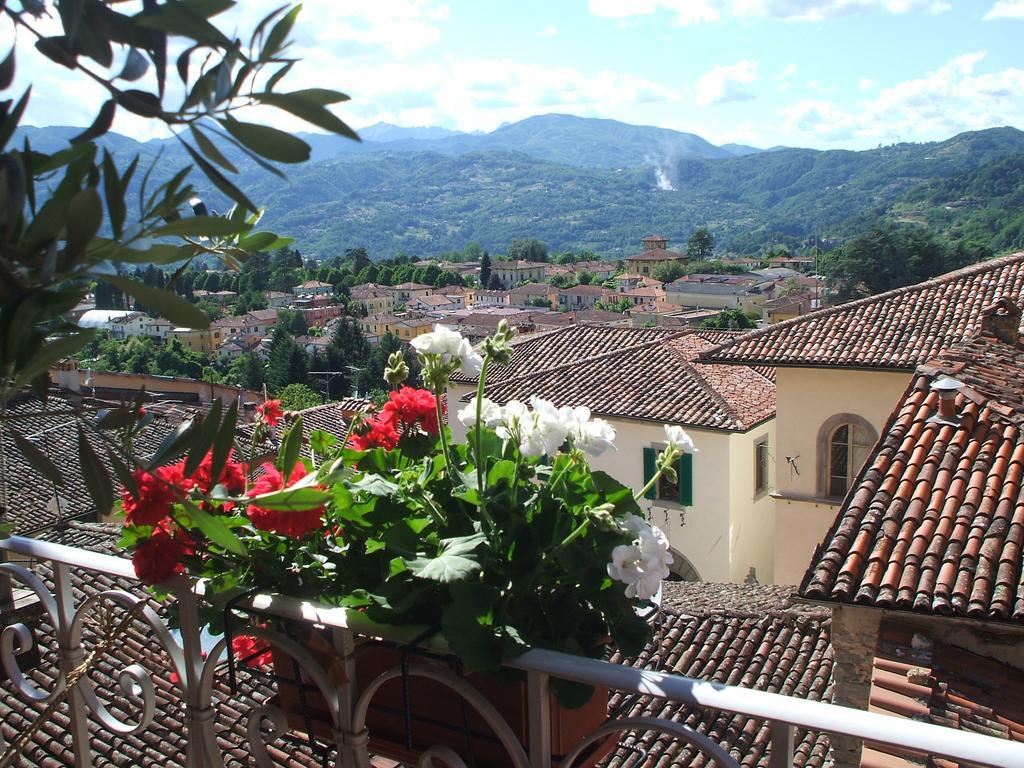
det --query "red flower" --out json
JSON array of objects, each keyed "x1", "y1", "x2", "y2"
[
  {"x1": 132, "y1": 526, "x2": 193, "y2": 584},
  {"x1": 257, "y1": 399, "x2": 284, "y2": 427},
  {"x1": 348, "y1": 416, "x2": 400, "y2": 451},
  {"x1": 231, "y1": 634, "x2": 273, "y2": 668},
  {"x1": 191, "y1": 450, "x2": 247, "y2": 495},
  {"x1": 246, "y1": 462, "x2": 324, "y2": 538},
  {"x1": 122, "y1": 464, "x2": 184, "y2": 526},
  {"x1": 380, "y1": 386, "x2": 440, "y2": 436}
]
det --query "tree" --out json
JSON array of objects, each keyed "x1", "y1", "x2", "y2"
[
  {"x1": 479, "y1": 252, "x2": 492, "y2": 288},
  {"x1": 265, "y1": 327, "x2": 308, "y2": 394},
  {"x1": 700, "y1": 309, "x2": 756, "y2": 330},
  {"x1": 507, "y1": 238, "x2": 549, "y2": 263},
  {"x1": 487, "y1": 273, "x2": 504, "y2": 290},
  {"x1": 228, "y1": 353, "x2": 266, "y2": 391},
  {"x1": 577, "y1": 269, "x2": 594, "y2": 285},
  {"x1": 687, "y1": 228, "x2": 716, "y2": 260},
  {"x1": 278, "y1": 309, "x2": 309, "y2": 337},
  {"x1": 820, "y1": 224, "x2": 954, "y2": 301},
  {"x1": 278, "y1": 383, "x2": 323, "y2": 410},
  {"x1": 651, "y1": 261, "x2": 688, "y2": 283}
]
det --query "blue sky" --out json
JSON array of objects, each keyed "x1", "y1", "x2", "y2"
[{"x1": 16, "y1": 0, "x2": 1024, "y2": 149}]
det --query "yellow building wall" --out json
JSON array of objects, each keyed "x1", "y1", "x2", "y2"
[
  {"x1": 772, "y1": 366, "x2": 911, "y2": 584},
  {"x1": 728, "y1": 421, "x2": 776, "y2": 584}
]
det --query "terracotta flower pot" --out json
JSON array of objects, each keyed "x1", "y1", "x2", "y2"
[{"x1": 270, "y1": 634, "x2": 612, "y2": 767}]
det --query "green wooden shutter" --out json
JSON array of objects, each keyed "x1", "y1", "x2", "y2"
[
  {"x1": 679, "y1": 453, "x2": 693, "y2": 506},
  {"x1": 642, "y1": 446, "x2": 657, "y2": 500}
]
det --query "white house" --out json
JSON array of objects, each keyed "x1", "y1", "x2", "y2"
[{"x1": 449, "y1": 325, "x2": 777, "y2": 584}]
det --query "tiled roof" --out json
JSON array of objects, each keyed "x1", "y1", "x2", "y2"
[
  {"x1": 608, "y1": 597, "x2": 832, "y2": 767},
  {"x1": 559, "y1": 284, "x2": 606, "y2": 296},
  {"x1": 864, "y1": 619, "x2": 1024, "y2": 766},
  {"x1": 509, "y1": 282, "x2": 551, "y2": 295},
  {"x1": 627, "y1": 248, "x2": 686, "y2": 262},
  {"x1": 800, "y1": 326, "x2": 1024, "y2": 622},
  {"x1": 0, "y1": 395, "x2": 187, "y2": 534},
  {"x1": 392, "y1": 282, "x2": 432, "y2": 290},
  {"x1": 702, "y1": 252, "x2": 1024, "y2": 370},
  {"x1": 472, "y1": 330, "x2": 776, "y2": 431},
  {"x1": 451, "y1": 325, "x2": 682, "y2": 386}
]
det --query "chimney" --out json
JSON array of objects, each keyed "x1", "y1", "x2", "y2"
[
  {"x1": 978, "y1": 297, "x2": 1022, "y2": 346},
  {"x1": 929, "y1": 376, "x2": 964, "y2": 424}
]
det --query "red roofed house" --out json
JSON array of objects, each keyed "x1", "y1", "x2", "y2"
[
  {"x1": 798, "y1": 298, "x2": 1024, "y2": 768},
  {"x1": 449, "y1": 325, "x2": 777, "y2": 583},
  {"x1": 625, "y1": 235, "x2": 688, "y2": 277},
  {"x1": 703, "y1": 252, "x2": 1024, "y2": 584}
]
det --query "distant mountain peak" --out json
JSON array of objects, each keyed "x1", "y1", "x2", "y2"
[{"x1": 357, "y1": 122, "x2": 463, "y2": 143}]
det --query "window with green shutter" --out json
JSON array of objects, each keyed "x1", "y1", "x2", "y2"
[{"x1": 644, "y1": 445, "x2": 694, "y2": 506}]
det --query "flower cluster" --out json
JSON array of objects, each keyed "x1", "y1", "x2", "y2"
[
  {"x1": 458, "y1": 396, "x2": 617, "y2": 458},
  {"x1": 246, "y1": 462, "x2": 325, "y2": 538},
  {"x1": 349, "y1": 385, "x2": 440, "y2": 451},
  {"x1": 607, "y1": 515, "x2": 674, "y2": 600}
]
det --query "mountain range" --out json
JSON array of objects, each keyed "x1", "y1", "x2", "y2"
[{"x1": 15, "y1": 114, "x2": 1024, "y2": 259}]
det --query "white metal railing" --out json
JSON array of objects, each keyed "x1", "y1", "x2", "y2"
[{"x1": 2, "y1": 533, "x2": 1024, "y2": 768}]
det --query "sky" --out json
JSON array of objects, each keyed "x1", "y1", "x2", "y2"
[{"x1": 14, "y1": 0, "x2": 1024, "y2": 150}]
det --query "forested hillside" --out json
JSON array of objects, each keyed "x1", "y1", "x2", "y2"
[{"x1": 17, "y1": 119, "x2": 1024, "y2": 259}]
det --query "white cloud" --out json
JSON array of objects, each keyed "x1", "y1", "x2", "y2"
[
  {"x1": 589, "y1": 0, "x2": 949, "y2": 24},
  {"x1": 983, "y1": 1, "x2": 1024, "y2": 19},
  {"x1": 779, "y1": 52, "x2": 1024, "y2": 145},
  {"x1": 858, "y1": 77, "x2": 876, "y2": 91},
  {"x1": 696, "y1": 60, "x2": 760, "y2": 106},
  {"x1": 539, "y1": 24, "x2": 558, "y2": 37}
]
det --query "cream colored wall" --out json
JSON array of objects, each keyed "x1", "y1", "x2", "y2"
[
  {"x1": 727, "y1": 422, "x2": 776, "y2": 583},
  {"x1": 772, "y1": 366, "x2": 911, "y2": 584}
]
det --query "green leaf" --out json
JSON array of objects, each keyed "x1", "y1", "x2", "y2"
[
  {"x1": 10, "y1": 428, "x2": 63, "y2": 485},
  {"x1": 407, "y1": 552, "x2": 480, "y2": 583},
  {"x1": 151, "y1": 215, "x2": 249, "y2": 238},
  {"x1": 0, "y1": 46, "x2": 14, "y2": 91},
  {"x1": 102, "y1": 150, "x2": 126, "y2": 238},
  {"x1": 117, "y1": 48, "x2": 149, "y2": 81},
  {"x1": 180, "y1": 140, "x2": 257, "y2": 213},
  {"x1": 442, "y1": 601, "x2": 501, "y2": 672},
  {"x1": 66, "y1": 188, "x2": 103, "y2": 259},
  {"x1": 148, "y1": 418, "x2": 198, "y2": 468},
  {"x1": 207, "y1": 398, "x2": 238, "y2": 488},
  {"x1": 78, "y1": 425, "x2": 113, "y2": 514},
  {"x1": 308, "y1": 429, "x2": 337, "y2": 457},
  {"x1": 440, "y1": 532, "x2": 487, "y2": 557},
  {"x1": 182, "y1": 501, "x2": 247, "y2": 556},
  {"x1": 238, "y1": 231, "x2": 290, "y2": 252},
  {"x1": 253, "y1": 91, "x2": 358, "y2": 140},
  {"x1": 219, "y1": 115, "x2": 310, "y2": 163},
  {"x1": 96, "y1": 406, "x2": 141, "y2": 430},
  {"x1": 108, "y1": 450, "x2": 138, "y2": 499},
  {"x1": 116, "y1": 89, "x2": 161, "y2": 118},
  {"x1": 101, "y1": 275, "x2": 209, "y2": 329},
  {"x1": 349, "y1": 473, "x2": 399, "y2": 497},
  {"x1": 276, "y1": 414, "x2": 303, "y2": 475},
  {"x1": 549, "y1": 679, "x2": 596, "y2": 710},
  {"x1": 263, "y1": 4, "x2": 300, "y2": 57},
  {"x1": 246, "y1": 486, "x2": 330, "y2": 511},
  {"x1": 10, "y1": 330, "x2": 95, "y2": 395},
  {"x1": 183, "y1": 398, "x2": 221, "y2": 477},
  {"x1": 189, "y1": 124, "x2": 237, "y2": 173}
]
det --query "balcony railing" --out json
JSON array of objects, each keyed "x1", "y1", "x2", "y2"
[{"x1": 2, "y1": 532, "x2": 1024, "y2": 768}]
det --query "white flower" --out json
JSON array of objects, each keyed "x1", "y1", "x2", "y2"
[
  {"x1": 663, "y1": 424, "x2": 696, "y2": 454},
  {"x1": 457, "y1": 397, "x2": 503, "y2": 428},
  {"x1": 573, "y1": 417, "x2": 616, "y2": 457},
  {"x1": 411, "y1": 325, "x2": 482, "y2": 375},
  {"x1": 519, "y1": 397, "x2": 571, "y2": 457},
  {"x1": 607, "y1": 516, "x2": 673, "y2": 600},
  {"x1": 496, "y1": 400, "x2": 529, "y2": 442}
]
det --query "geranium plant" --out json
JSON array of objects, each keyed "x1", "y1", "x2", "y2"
[{"x1": 117, "y1": 321, "x2": 690, "y2": 704}]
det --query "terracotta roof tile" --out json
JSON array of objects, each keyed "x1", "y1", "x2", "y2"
[
  {"x1": 702, "y1": 252, "x2": 1024, "y2": 370},
  {"x1": 800, "y1": 326, "x2": 1024, "y2": 622},
  {"x1": 470, "y1": 329, "x2": 775, "y2": 431}
]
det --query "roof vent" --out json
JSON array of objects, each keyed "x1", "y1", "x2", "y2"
[{"x1": 929, "y1": 376, "x2": 964, "y2": 425}]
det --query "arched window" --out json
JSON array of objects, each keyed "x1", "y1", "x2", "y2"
[
  {"x1": 667, "y1": 550, "x2": 701, "y2": 582},
  {"x1": 822, "y1": 418, "x2": 876, "y2": 498}
]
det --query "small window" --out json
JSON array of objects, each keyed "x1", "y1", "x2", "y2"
[
  {"x1": 643, "y1": 445, "x2": 693, "y2": 505},
  {"x1": 754, "y1": 437, "x2": 770, "y2": 495},
  {"x1": 827, "y1": 423, "x2": 872, "y2": 497}
]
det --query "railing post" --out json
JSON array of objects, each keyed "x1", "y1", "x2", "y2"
[
  {"x1": 178, "y1": 584, "x2": 221, "y2": 768},
  {"x1": 52, "y1": 562, "x2": 94, "y2": 768},
  {"x1": 527, "y1": 670, "x2": 551, "y2": 768},
  {"x1": 769, "y1": 721, "x2": 794, "y2": 768}
]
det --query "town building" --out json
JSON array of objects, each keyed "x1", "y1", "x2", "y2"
[
  {"x1": 389, "y1": 282, "x2": 433, "y2": 303},
  {"x1": 474, "y1": 289, "x2": 510, "y2": 307},
  {"x1": 265, "y1": 290, "x2": 294, "y2": 309},
  {"x1": 799, "y1": 298, "x2": 1024, "y2": 768},
  {"x1": 665, "y1": 273, "x2": 773, "y2": 311},
  {"x1": 292, "y1": 280, "x2": 333, "y2": 298},
  {"x1": 702, "y1": 251, "x2": 1024, "y2": 584},
  {"x1": 573, "y1": 260, "x2": 618, "y2": 280},
  {"x1": 407, "y1": 293, "x2": 458, "y2": 313},
  {"x1": 349, "y1": 283, "x2": 395, "y2": 315},
  {"x1": 144, "y1": 317, "x2": 175, "y2": 342},
  {"x1": 557, "y1": 283, "x2": 607, "y2": 310},
  {"x1": 170, "y1": 327, "x2": 214, "y2": 354},
  {"x1": 108, "y1": 311, "x2": 148, "y2": 340},
  {"x1": 492, "y1": 259, "x2": 547, "y2": 288},
  {"x1": 624, "y1": 235, "x2": 687, "y2": 277},
  {"x1": 508, "y1": 282, "x2": 556, "y2": 308},
  {"x1": 449, "y1": 325, "x2": 777, "y2": 583},
  {"x1": 435, "y1": 284, "x2": 473, "y2": 309}
]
